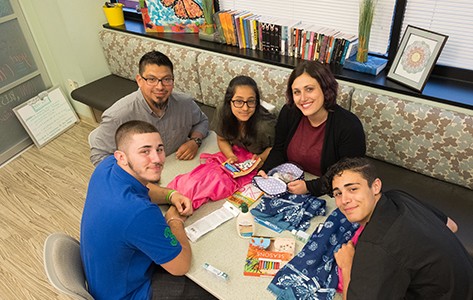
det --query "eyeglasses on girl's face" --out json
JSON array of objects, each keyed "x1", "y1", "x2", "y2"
[
  {"x1": 140, "y1": 75, "x2": 174, "y2": 86},
  {"x1": 231, "y1": 99, "x2": 257, "y2": 108}
]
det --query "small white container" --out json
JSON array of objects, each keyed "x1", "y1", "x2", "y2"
[{"x1": 236, "y1": 203, "x2": 255, "y2": 238}]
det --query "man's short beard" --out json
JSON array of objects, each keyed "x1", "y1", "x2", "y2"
[
  {"x1": 128, "y1": 161, "x2": 163, "y2": 183},
  {"x1": 153, "y1": 99, "x2": 168, "y2": 110}
]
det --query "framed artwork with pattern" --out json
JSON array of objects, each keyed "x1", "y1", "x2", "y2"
[{"x1": 387, "y1": 25, "x2": 448, "y2": 92}]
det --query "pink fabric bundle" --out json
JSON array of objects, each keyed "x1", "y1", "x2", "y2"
[
  {"x1": 167, "y1": 146, "x2": 257, "y2": 210},
  {"x1": 337, "y1": 225, "x2": 365, "y2": 292}
]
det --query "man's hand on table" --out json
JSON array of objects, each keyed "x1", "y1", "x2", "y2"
[
  {"x1": 170, "y1": 191, "x2": 193, "y2": 216},
  {"x1": 175, "y1": 140, "x2": 199, "y2": 160}
]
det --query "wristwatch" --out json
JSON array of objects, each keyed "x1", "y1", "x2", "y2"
[{"x1": 190, "y1": 137, "x2": 202, "y2": 148}]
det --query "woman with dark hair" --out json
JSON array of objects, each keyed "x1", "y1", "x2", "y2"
[
  {"x1": 258, "y1": 61, "x2": 366, "y2": 196},
  {"x1": 213, "y1": 75, "x2": 276, "y2": 166}
]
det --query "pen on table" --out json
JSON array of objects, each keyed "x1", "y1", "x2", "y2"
[{"x1": 203, "y1": 263, "x2": 229, "y2": 281}]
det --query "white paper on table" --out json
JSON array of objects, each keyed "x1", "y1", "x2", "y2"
[{"x1": 185, "y1": 202, "x2": 240, "y2": 242}]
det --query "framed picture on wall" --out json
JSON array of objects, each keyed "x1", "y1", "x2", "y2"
[{"x1": 387, "y1": 25, "x2": 448, "y2": 92}]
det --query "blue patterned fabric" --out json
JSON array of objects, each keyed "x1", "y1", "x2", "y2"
[
  {"x1": 268, "y1": 209, "x2": 359, "y2": 300},
  {"x1": 250, "y1": 194, "x2": 326, "y2": 232}
]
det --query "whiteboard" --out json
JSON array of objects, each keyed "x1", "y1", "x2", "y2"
[{"x1": 13, "y1": 86, "x2": 79, "y2": 148}]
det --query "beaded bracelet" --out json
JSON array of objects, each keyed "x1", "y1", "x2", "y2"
[
  {"x1": 165, "y1": 189, "x2": 176, "y2": 205},
  {"x1": 166, "y1": 217, "x2": 185, "y2": 226}
]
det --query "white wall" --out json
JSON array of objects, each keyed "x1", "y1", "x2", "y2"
[{"x1": 18, "y1": 0, "x2": 111, "y2": 122}]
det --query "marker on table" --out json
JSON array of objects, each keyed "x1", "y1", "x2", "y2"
[{"x1": 203, "y1": 263, "x2": 229, "y2": 281}]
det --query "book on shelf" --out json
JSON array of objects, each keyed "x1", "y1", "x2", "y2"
[
  {"x1": 216, "y1": 10, "x2": 229, "y2": 44},
  {"x1": 322, "y1": 29, "x2": 339, "y2": 64},
  {"x1": 269, "y1": 22, "x2": 276, "y2": 53},
  {"x1": 343, "y1": 38, "x2": 358, "y2": 63},
  {"x1": 333, "y1": 35, "x2": 348, "y2": 64},
  {"x1": 301, "y1": 25, "x2": 317, "y2": 60},
  {"x1": 241, "y1": 12, "x2": 253, "y2": 49},
  {"x1": 221, "y1": 10, "x2": 237, "y2": 46},
  {"x1": 291, "y1": 26, "x2": 298, "y2": 57},
  {"x1": 212, "y1": 11, "x2": 226, "y2": 44},
  {"x1": 233, "y1": 11, "x2": 250, "y2": 49},
  {"x1": 314, "y1": 27, "x2": 327, "y2": 61},
  {"x1": 259, "y1": 16, "x2": 274, "y2": 52},
  {"x1": 226, "y1": 183, "x2": 264, "y2": 208},
  {"x1": 235, "y1": 12, "x2": 244, "y2": 48},
  {"x1": 287, "y1": 21, "x2": 301, "y2": 57},
  {"x1": 300, "y1": 29, "x2": 308, "y2": 60},
  {"x1": 336, "y1": 33, "x2": 356, "y2": 65},
  {"x1": 243, "y1": 236, "x2": 296, "y2": 277},
  {"x1": 307, "y1": 29, "x2": 318, "y2": 61},
  {"x1": 328, "y1": 32, "x2": 344, "y2": 64},
  {"x1": 247, "y1": 15, "x2": 259, "y2": 50},
  {"x1": 318, "y1": 30, "x2": 329, "y2": 63},
  {"x1": 242, "y1": 14, "x2": 252, "y2": 49},
  {"x1": 274, "y1": 23, "x2": 282, "y2": 54},
  {"x1": 292, "y1": 22, "x2": 310, "y2": 58},
  {"x1": 258, "y1": 16, "x2": 272, "y2": 53},
  {"x1": 273, "y1": 19, "x2": 294, "y2": 56},
  {"x1": 228, "y1": 10, "x2": 241, "y2": 47},
  {"x1": 304, "y1": 27, "x2": 314, "y2": 60}
]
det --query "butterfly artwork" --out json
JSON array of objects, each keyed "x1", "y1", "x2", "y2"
[
  {"x1": 140, "y1": 0, "x2": 205, "y2": 33},
  {"x1": 160, "y1": 0, "x2": 203, "y2": 20}
]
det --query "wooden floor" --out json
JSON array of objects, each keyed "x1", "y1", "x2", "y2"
[{"x1": 0, "y1": 122, "x2": 96, "y2": 299}]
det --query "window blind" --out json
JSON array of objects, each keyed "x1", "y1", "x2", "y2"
[
  {"x1": 218, "y1": 0, "x2": 396, "y2": 55},
  {"x1": 402, "y1": 0, "x2": 473, "y2": 70}
]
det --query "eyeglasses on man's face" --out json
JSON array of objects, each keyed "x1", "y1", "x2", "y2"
[
  {"x1": 231, "y1": 99, "x2": 257, "y2": 108},
  {"x1": 140, "y1": 75, "x2": 174, "y2": 86}
]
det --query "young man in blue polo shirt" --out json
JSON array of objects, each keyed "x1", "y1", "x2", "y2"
[{"x1": 80, "y1": 120, "x2": 215, "y2": 299}]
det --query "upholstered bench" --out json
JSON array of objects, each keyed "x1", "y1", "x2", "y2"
[
  {"x1": 71, "y1": 74, "x2": 137, "y2": 112},
  {"x1": 351, "y1": 89, "x2": 473, "y2": 257}
]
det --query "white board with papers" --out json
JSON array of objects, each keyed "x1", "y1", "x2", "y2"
[{"x1": 13, "y1": 87, "x2": 79, "y2": 148}]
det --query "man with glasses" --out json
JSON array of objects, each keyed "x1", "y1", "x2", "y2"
[{"x1": 90, "y1": 50, "x2": 209, "y2": 166}]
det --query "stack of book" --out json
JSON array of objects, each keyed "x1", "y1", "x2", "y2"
[{"x1": 213, "y1": 10, "x2": 358, "y2": 65}]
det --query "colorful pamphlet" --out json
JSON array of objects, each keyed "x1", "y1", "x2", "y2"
[
  {"x1": 243, "y1": 236, "x2": 296, "y2": 277},
  {"x1": 227, "y1": 183, "x2": 264, "y2": 208},
  {"x1": 221, "y1": 157, "x2": 261, "y2": 178}
]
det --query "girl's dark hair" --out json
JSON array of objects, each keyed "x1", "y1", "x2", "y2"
[
  {"x1": 218, "y1": 75, "x2": 268, "y2": 147},
  {"x1": 286, "y1": 61, "x2": 338, "y2": 110}
]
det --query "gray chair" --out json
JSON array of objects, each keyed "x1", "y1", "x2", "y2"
[{"x1": 43, "y1": 232, "x2": 94, "y2": 300}]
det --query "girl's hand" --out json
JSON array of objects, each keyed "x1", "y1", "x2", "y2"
[
  {"x1": 252, "y1": 154, "x2": 264, "y2": 169},
  {"x1": 287, "y1": 180, "x2": 308, "y2": 194},
  {"x1": 257, "y1": 170, "x2": 268, "y2": 178},
  {"x1": 227, "y1": 155, "x2": 238, "y2": 164}
]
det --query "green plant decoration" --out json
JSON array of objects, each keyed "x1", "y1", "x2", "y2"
[
  {"x1": 201, "y1": 0, "x2": 215, "y2": 34},
  {"x1": 357, "y1": 0, "x2": 377, "y2": 63}
]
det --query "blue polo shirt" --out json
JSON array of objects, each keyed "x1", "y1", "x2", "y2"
[{"x1": 80, "y1": 156, "x2": 182, "y2": 299}]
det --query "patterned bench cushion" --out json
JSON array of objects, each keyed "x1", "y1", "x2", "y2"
[
  {"x1": 99, "y1": 29, "x2": 202, "y2": 101},
  {"x1": 351, "y1": 89, "x2": 473, "y2": 189},
  {"x1": 196, "y1": 52, "x2": 353, "y2": 112}
]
